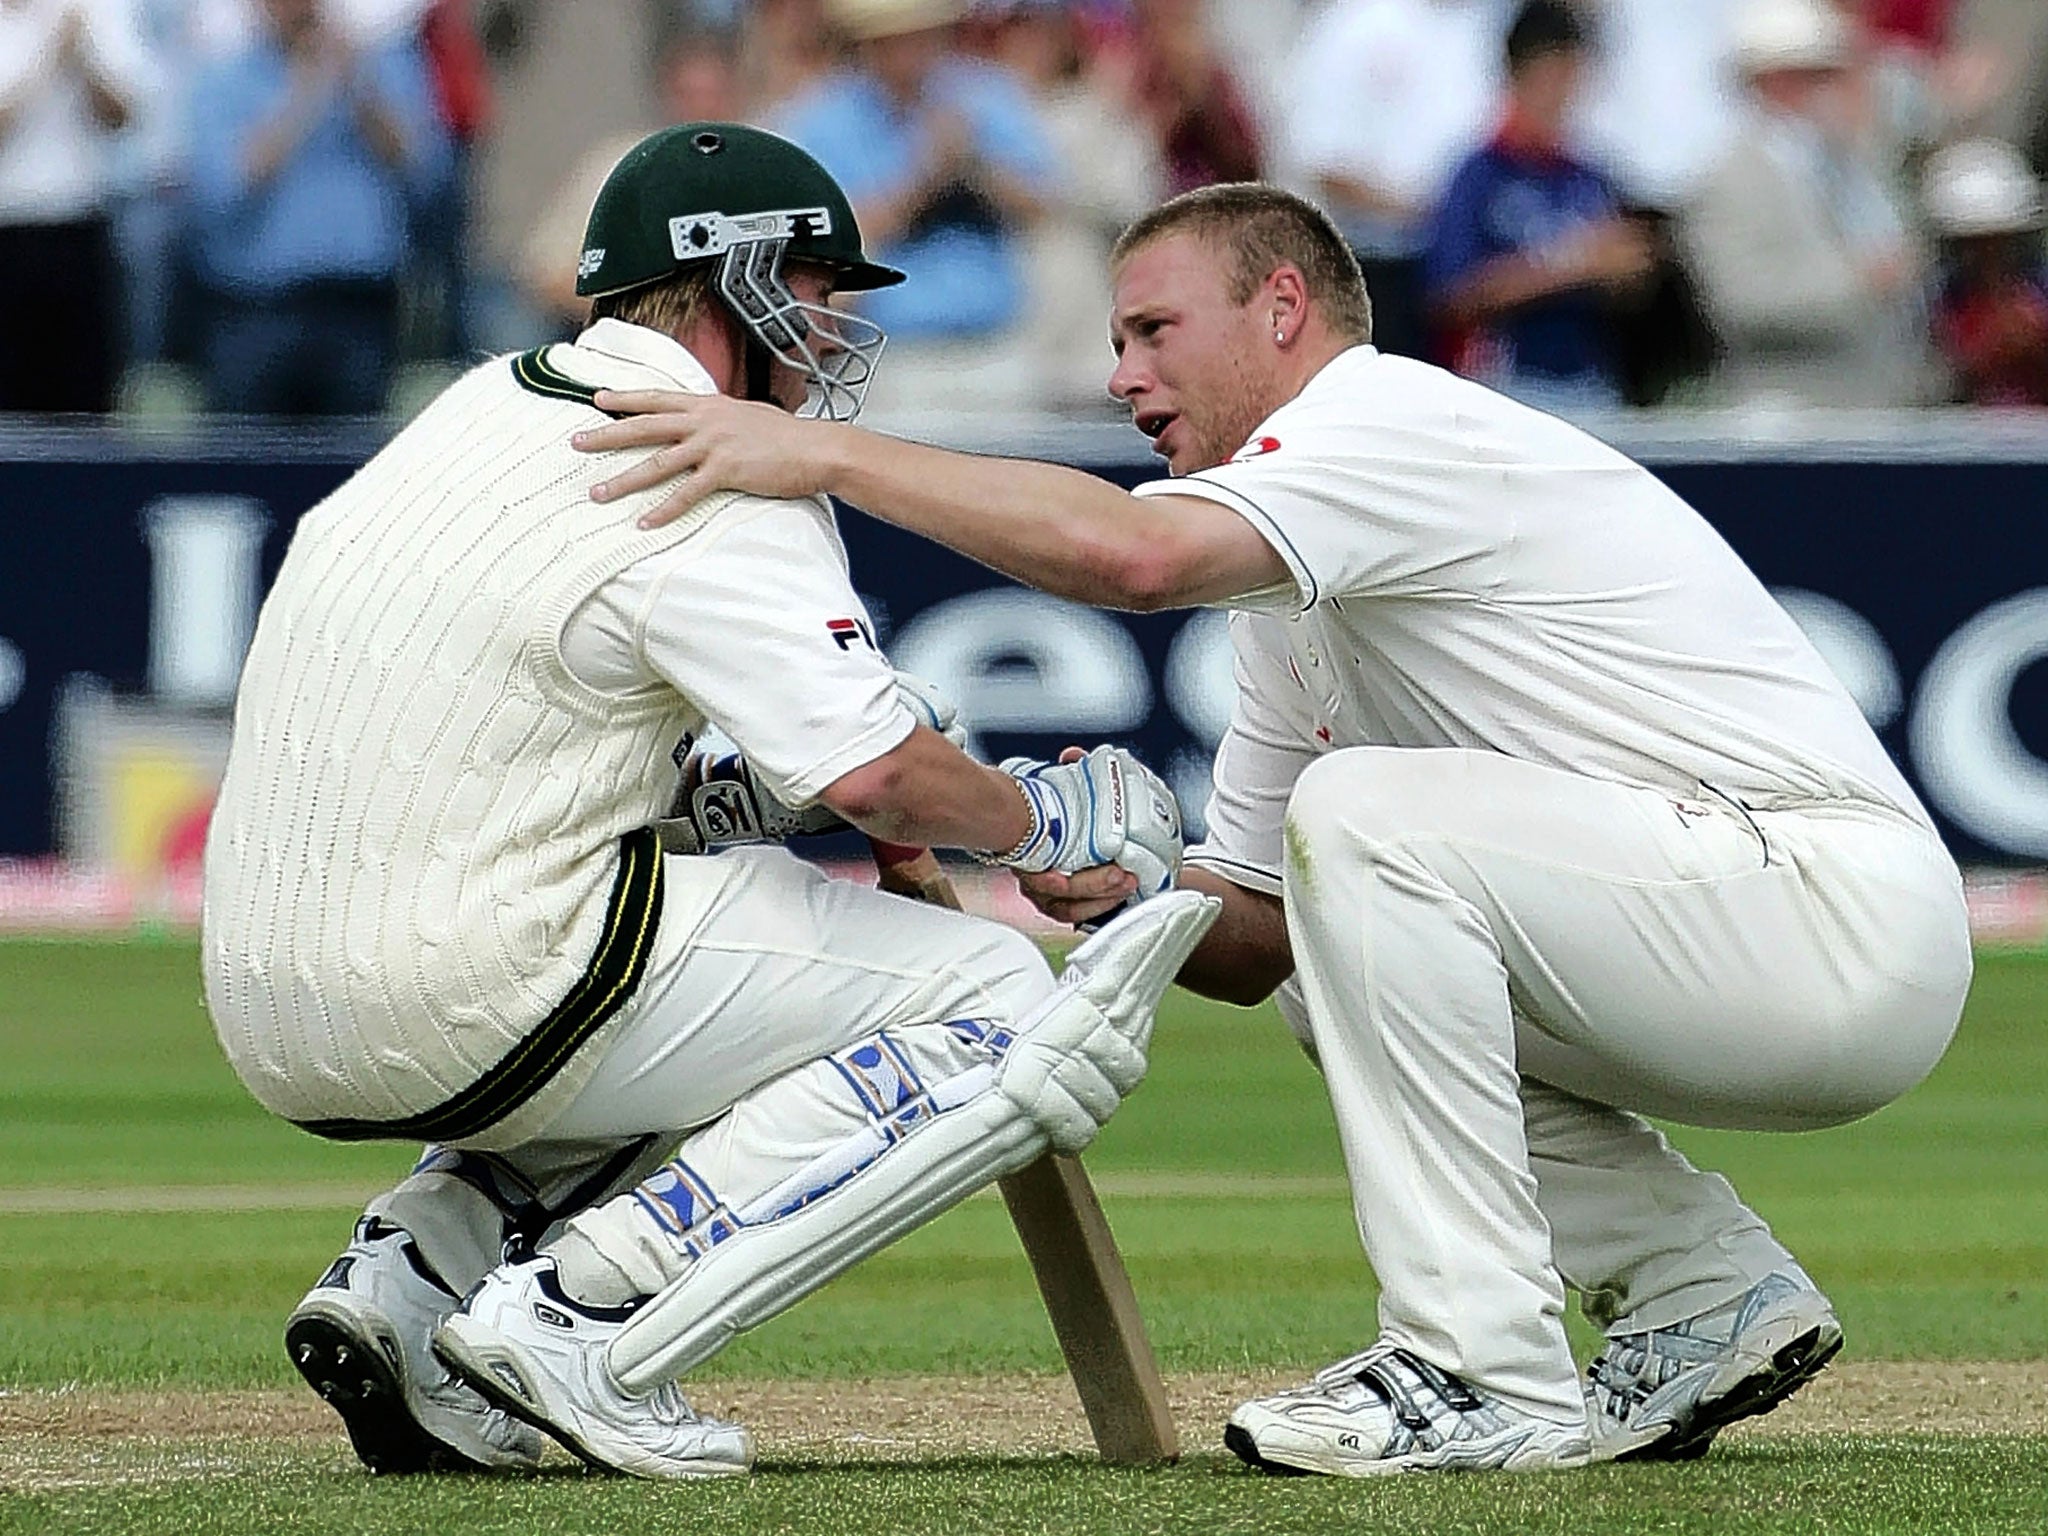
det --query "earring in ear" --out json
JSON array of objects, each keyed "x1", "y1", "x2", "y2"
[{"x1": 1275, "y1": 329, "x2": 1286, "y2": 344}]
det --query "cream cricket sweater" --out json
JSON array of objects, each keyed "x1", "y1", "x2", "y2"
[{"x1": 201, "y1": 331, "x2": 737, "y2": 1148}]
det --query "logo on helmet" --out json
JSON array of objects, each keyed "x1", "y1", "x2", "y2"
[
  {"x1": 668, "y1": 207, "x2": 836, "y2": 263},
  {"x1": 577, "y1": 247, "x2": 605, "y2": 280}
]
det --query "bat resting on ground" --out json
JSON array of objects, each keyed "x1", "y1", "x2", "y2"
[{"x1": 865, "y1": 838, "x2": 1180, "y2": 1465}]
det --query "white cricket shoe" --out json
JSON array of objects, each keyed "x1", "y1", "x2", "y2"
[
  {"x1": 433, "y1": 1253, "x2": 753, "y2": 1479},
  {"x1": 1225, "y1": 1343, "x2": 1592, "y2": 1477},
  {"x1": 1583, "y1": 1270, "x2": 1844, "y2": 1462},
  {"x1": 285, "y1": 1216, "x2": 547, "y2": 1473}
]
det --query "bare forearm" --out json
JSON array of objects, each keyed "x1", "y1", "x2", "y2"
[
  {"x1": 853, "y1": 161, "x2": 952, "y2": 250},
  {"x1": 578, "y1": 394, "x2": 1284, "y2": 606},
  {"x1": 82, "y1": 74, "x2": 130, "y2": 131},
  {"x1": 1172, "y1": 866, "x2": 1291, "y2": 1005},
  {"x1": 1434, "y1": 251, "x2": 1588, "y2": 326},
  {"x1": 840, "y1": 768, "x2": 1023, "y2": 852},
  {"x1": 851, "y1": 191, "x2": 915, "y2": 250},
  {"x1": 822, "y1": 428, "x2": 1175, "y2": 608},
  {"x1": 243, "y1": 92, "x2": 327, "y2": 186},
  {"x1": 979, "y1": 166, "x2": 1045, "y2": 226},
  {"x1": 353, "y1": 92, "x2": 409, "y2": 169},
  {"x1": 821, "y1": 726, "x2": 1034, "y2": 855},
  {"x1": 1317, "y1": 170, "x2": 1415, "y2": 224},
  {"x1": 1, "y1": 60, "x2": 40, "y2": 132}
]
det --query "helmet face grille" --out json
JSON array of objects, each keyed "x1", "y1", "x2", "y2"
[{"x1": 716, "y1": 239, "x2": 886, "y2": 422}]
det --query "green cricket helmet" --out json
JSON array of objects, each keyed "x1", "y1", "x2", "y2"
[{"x1": 576, "y1": 122, "x2": 905, "y2": 420}]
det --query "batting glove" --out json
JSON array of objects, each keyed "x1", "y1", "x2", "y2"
[
  {"x1": 999, "y1": 1010, "x2": 1146, "y2": 1153},
  {"x1": 655, "y1": 751, "x2": 843, "y2": 854},
  {"x1": 990, "y1": 746, "x2": 1185, "y2": 897},
  {"x1": 658, "y1": 673, "x2": 963, "y2": 854}
]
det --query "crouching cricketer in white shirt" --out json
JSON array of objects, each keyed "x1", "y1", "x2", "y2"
[
  {"x1": 571, "y1": 181, "x2": 1974, "y2": 1475},
  {"x1": 200, "y1": 123, "x2": 1215, "y2": 1480}
]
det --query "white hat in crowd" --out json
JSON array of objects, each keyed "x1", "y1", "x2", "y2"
[
  {"x1": 1923, "y1": 139, "x2": 2047, "y2": 237},
  {"x1": 1733, "y1": 0, "x2": 1851, "y2": 76},
  {"x1": 829, "y1": 0, "x2": 970, "y2": 41}
]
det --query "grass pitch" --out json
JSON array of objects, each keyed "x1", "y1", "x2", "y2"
[{"x1": 2, "y1": 937, "x2": 2045, "y2": 1533}]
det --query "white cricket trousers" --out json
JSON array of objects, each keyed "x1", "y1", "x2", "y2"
[
  {"x1": 1278, "y1": 747, "x2": 1971, "y2": 1423},
  {"x1": 372, "y1": 844, "x2": 1055, "y2": 1294}
]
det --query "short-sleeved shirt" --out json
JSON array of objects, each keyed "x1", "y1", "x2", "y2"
[
  {"x1": 776, "y1": 60, "x2": 1056, "y2": 339},
  {"x1": 1132, "y1": 345, "x2": 1928, "y2": 896},
  {"x1": 1425, "y1": 135, "x2": 1626, "y2": 388},
  {"x1": 558, "y1": 321, "x2": 911, "y2": 810}
]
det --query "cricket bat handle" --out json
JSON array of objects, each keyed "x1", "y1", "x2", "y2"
[
  {"x1": 865, "y1": 839, "x2": 966, "y2": 910},
  {"x1": 865, "y1": 838, "x2": 1181, "y2": 1465}
]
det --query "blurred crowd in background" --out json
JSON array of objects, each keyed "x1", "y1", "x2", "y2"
[{"x1": 6, "y1": 0, "x2": 2048, "y2": 420}]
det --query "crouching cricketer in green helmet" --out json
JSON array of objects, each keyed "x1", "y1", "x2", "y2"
[{"x1": 202, "y1": 123, "x2": 1215, "y2": 1479}]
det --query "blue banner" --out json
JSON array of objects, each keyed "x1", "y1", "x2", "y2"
[{"x1": 2, "y1": 422, "x2": 2045, "y2": 865}]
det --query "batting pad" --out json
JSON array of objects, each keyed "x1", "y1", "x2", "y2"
[{"x1": 602, "y1": 889, "x2": 1220, "y2": 1393}]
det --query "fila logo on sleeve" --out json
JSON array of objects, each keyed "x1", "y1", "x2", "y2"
[{"x1": 827, "y1": 617, "x2": 877, "y2": 652}]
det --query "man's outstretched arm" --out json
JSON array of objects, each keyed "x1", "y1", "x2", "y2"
[{"x1": 575, "y1": 392, "x2": 1287, "y2": 612}]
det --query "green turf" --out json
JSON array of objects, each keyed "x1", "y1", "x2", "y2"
[
  {"x1": 5, "y1": 1441, "x2": 2047, "y2": 1536},
  {"x1": 3, "y1": 943, "x2": 2044, "y2": 1382},
  {"x1": 2, "y1": 940, "x2": 2045, "y2": 1532}
]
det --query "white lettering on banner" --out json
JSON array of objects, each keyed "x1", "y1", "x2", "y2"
[
  {"x1": 1771, "y1": 588, "x2": 1904, "y2": 729},
  {"x1": 1164, "y1": 609, "x2": 1235, "y2": 746},
  {"x1": 1909, "y1": 589, "x2": 2048, "y2": 859},
  {"x1": 890, "y1": 590, "x2": 1150, "y2": 760},
  {"x1": 142, "y1": 497, "x2": 269, "y2": 708},
  {"x1": 1167, "y1": 748, "x2": 1217, "y2": 840},
  {"x1": 884, "y1": 586, "x2": 2048, "y2": 861},
  {"x1": 0, "y1": 637, "x2": 22, "y2": 714},
  {"x1": 1161, "y1": 610, "x2": 1235, "y2": 839}
]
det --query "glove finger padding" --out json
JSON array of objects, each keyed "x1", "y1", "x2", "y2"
[
  {"x1": 994, "y1": 746, "x2": 1185, "y2": 888},
  {"x1": 1082, "y1": 1019, "x2": 1149, "y2": 1097},
  {"x1": 1113, "y1": 755, "x2": 1185, "y2": 900},
  {"x1": 999, "y1": 1033, "x2": 1126, "y2": 1153}
]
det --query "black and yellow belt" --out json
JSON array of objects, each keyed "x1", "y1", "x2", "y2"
[{"x1": 295, "y1": 826, "x2": 663, "y2": 1144}]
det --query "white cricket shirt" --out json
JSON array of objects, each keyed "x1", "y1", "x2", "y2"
[
  {"x1": 559, "y1": 324, "x2": 911, "y2": 811},
  {"x1": 1133, "y1": 345, "x2": 1930, "y2": 897},
  {"x1": 203, "y1": 318, "x2": 912, "y2": 1141}
]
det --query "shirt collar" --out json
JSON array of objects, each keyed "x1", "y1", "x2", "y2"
[
  {"x1": 1300, "y1": 344, "x2": 1379, "y2": 400},
  {"x1": 570, "y1": 317, "x2": 721, "y2": 395}
]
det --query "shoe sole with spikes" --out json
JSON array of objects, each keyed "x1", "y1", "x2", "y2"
[
  {"x1": 287, "y1": 1303, "x2": 493, "y2": 1475},
  {"x1": 1618, "y1": 1322, "x2": 1844, "y2": 1462}
]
